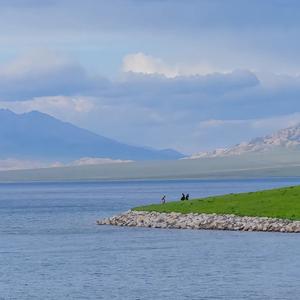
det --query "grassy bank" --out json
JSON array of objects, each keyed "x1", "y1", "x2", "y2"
[{"x1": 134, "y1": 185, "x2": 300, "y2": 220}]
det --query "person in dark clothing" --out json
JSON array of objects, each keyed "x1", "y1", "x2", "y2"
[
  {"x1": 161, "y1": 195, "x2": 166, "y2": 204},
  {"x1": 181, "y1": 193, "x2": 186, "y2": 201},
  {"x1": 186, "y1": 193, "x2": 189, "y2": 200}
]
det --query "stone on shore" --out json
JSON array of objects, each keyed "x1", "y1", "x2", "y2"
[{"x1": 97, "y1": 210, "x2": 300, "y2": 233}]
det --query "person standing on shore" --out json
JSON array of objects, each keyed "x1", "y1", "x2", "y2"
[
  {"x1": 161, "y1": 195, "x2": 166, "y2": 204},
  {"x1": 186, "y1": 193, "x2": 189, "y2": 200},
  {"x1": 181, "y1": 193, "x2": 186, "y2": 201}
]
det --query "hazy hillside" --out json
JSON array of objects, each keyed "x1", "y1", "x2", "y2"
[
  {"x1": 0, "y1": 109, "x2": 183, "y2": 161},
  {"x1": 188, "y1": 123, "x2": 300, "y2": 159},
  {"x1": 1, "y1": 147, "x2": 300, "y2": 182}
]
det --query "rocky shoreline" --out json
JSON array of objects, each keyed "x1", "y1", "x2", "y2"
[{"x1": 97, "y1": 210, "x2": 300, "y2": 233}]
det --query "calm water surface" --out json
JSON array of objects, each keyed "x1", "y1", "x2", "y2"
[{"x1": 0, "y1": 178, "x2": 300, "y2": 300}]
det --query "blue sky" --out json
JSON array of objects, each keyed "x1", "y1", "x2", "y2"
[{"x1": 1, "y1": 0, "x2": 300, "y2": 153}]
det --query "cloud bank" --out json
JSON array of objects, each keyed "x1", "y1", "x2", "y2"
[
  {"x1": 0, "y1": 50, "x2": 300, "y2": 153},
  {"x1": 0, "y1": 50, "x2": 108, "y2": 101},
  {"x1": 2, "y1": 0, "x2": 300, "y2": 76}
]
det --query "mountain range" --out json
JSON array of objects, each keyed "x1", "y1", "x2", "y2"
[
  {"x1": 2, "y1": 108, "x2": 300, "y2": 174},
  {"x1": 0, "y1": 109, "x2": 183, "y2": 162},
  {"x1": 188, "y1": 123, "x2": 300, "y2": 159},
  {"x1": 1, "y1": 113, "x2": 300, "y2": 177}
]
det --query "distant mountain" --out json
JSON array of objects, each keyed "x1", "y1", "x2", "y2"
[
  {"x1": 0, "y1": 109, "x2": 184, "y2": 161},
  {"x1": 188, "y1": 123, "x2": 300, "y2": 159}
]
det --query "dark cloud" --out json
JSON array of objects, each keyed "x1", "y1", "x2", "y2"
[
  {"x1": 0, "y1": 50, "x2": 259, "y2": 103},
  {"x1": 102, "y1": 70, "x2": 259, "y2": 108}
]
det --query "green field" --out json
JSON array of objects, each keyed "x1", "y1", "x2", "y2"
[{"x1": 134, "y1": 186, "x2": 300, "y2": 220}]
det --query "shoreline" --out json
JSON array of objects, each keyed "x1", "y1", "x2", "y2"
[{"x1": 97, "y1": 210, "x2": 300, "y2": 233}]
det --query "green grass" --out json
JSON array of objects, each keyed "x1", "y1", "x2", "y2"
[{"x1": 133, "y1": 185, "x2": 300, "y2": 220}]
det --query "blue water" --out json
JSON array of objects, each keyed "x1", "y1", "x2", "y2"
[{"x1": 1, "y1": 178, "x2": 300, "y2": 300}]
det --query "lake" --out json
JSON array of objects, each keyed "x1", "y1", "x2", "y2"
[{"x1": 1, "y1": 178, "x2": 300, "y2": 299}]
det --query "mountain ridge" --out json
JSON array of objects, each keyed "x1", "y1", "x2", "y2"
[
  {"x1": 188, "y1": 123, "x2": 300, "y2": 159},
  {"x1": 0, "y1": 109, "x2": 184, "y2": 161}
]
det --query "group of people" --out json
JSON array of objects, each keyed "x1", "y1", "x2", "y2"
[
  {"x1": 181, "y1": 193, "x2": 189, "y2": 201},
  {"x1": 160, "y1": 193, "x2": 190, "y2": 204}
]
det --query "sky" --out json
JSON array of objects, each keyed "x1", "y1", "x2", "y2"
[{"x1": 1, "y1": 0, "x2": 300, "y2": 154}]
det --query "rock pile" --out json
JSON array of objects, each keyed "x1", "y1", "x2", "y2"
[{"x1": 97, "y1": 210, "x2": 300, "y2": 233}]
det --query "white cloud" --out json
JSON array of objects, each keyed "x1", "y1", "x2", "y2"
[
  {"x1": 1, "y1": 49, "x2": 72, "y2": 78},
  {"x1": 122, "y1": 52, "x2": 221, "y2": 77},
  {"x1": 0, "y1": 96, "x2": 95, "y2": 121},
  {"x1": 122, "y1": 52, "x2": 178, "y2": 78}
]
